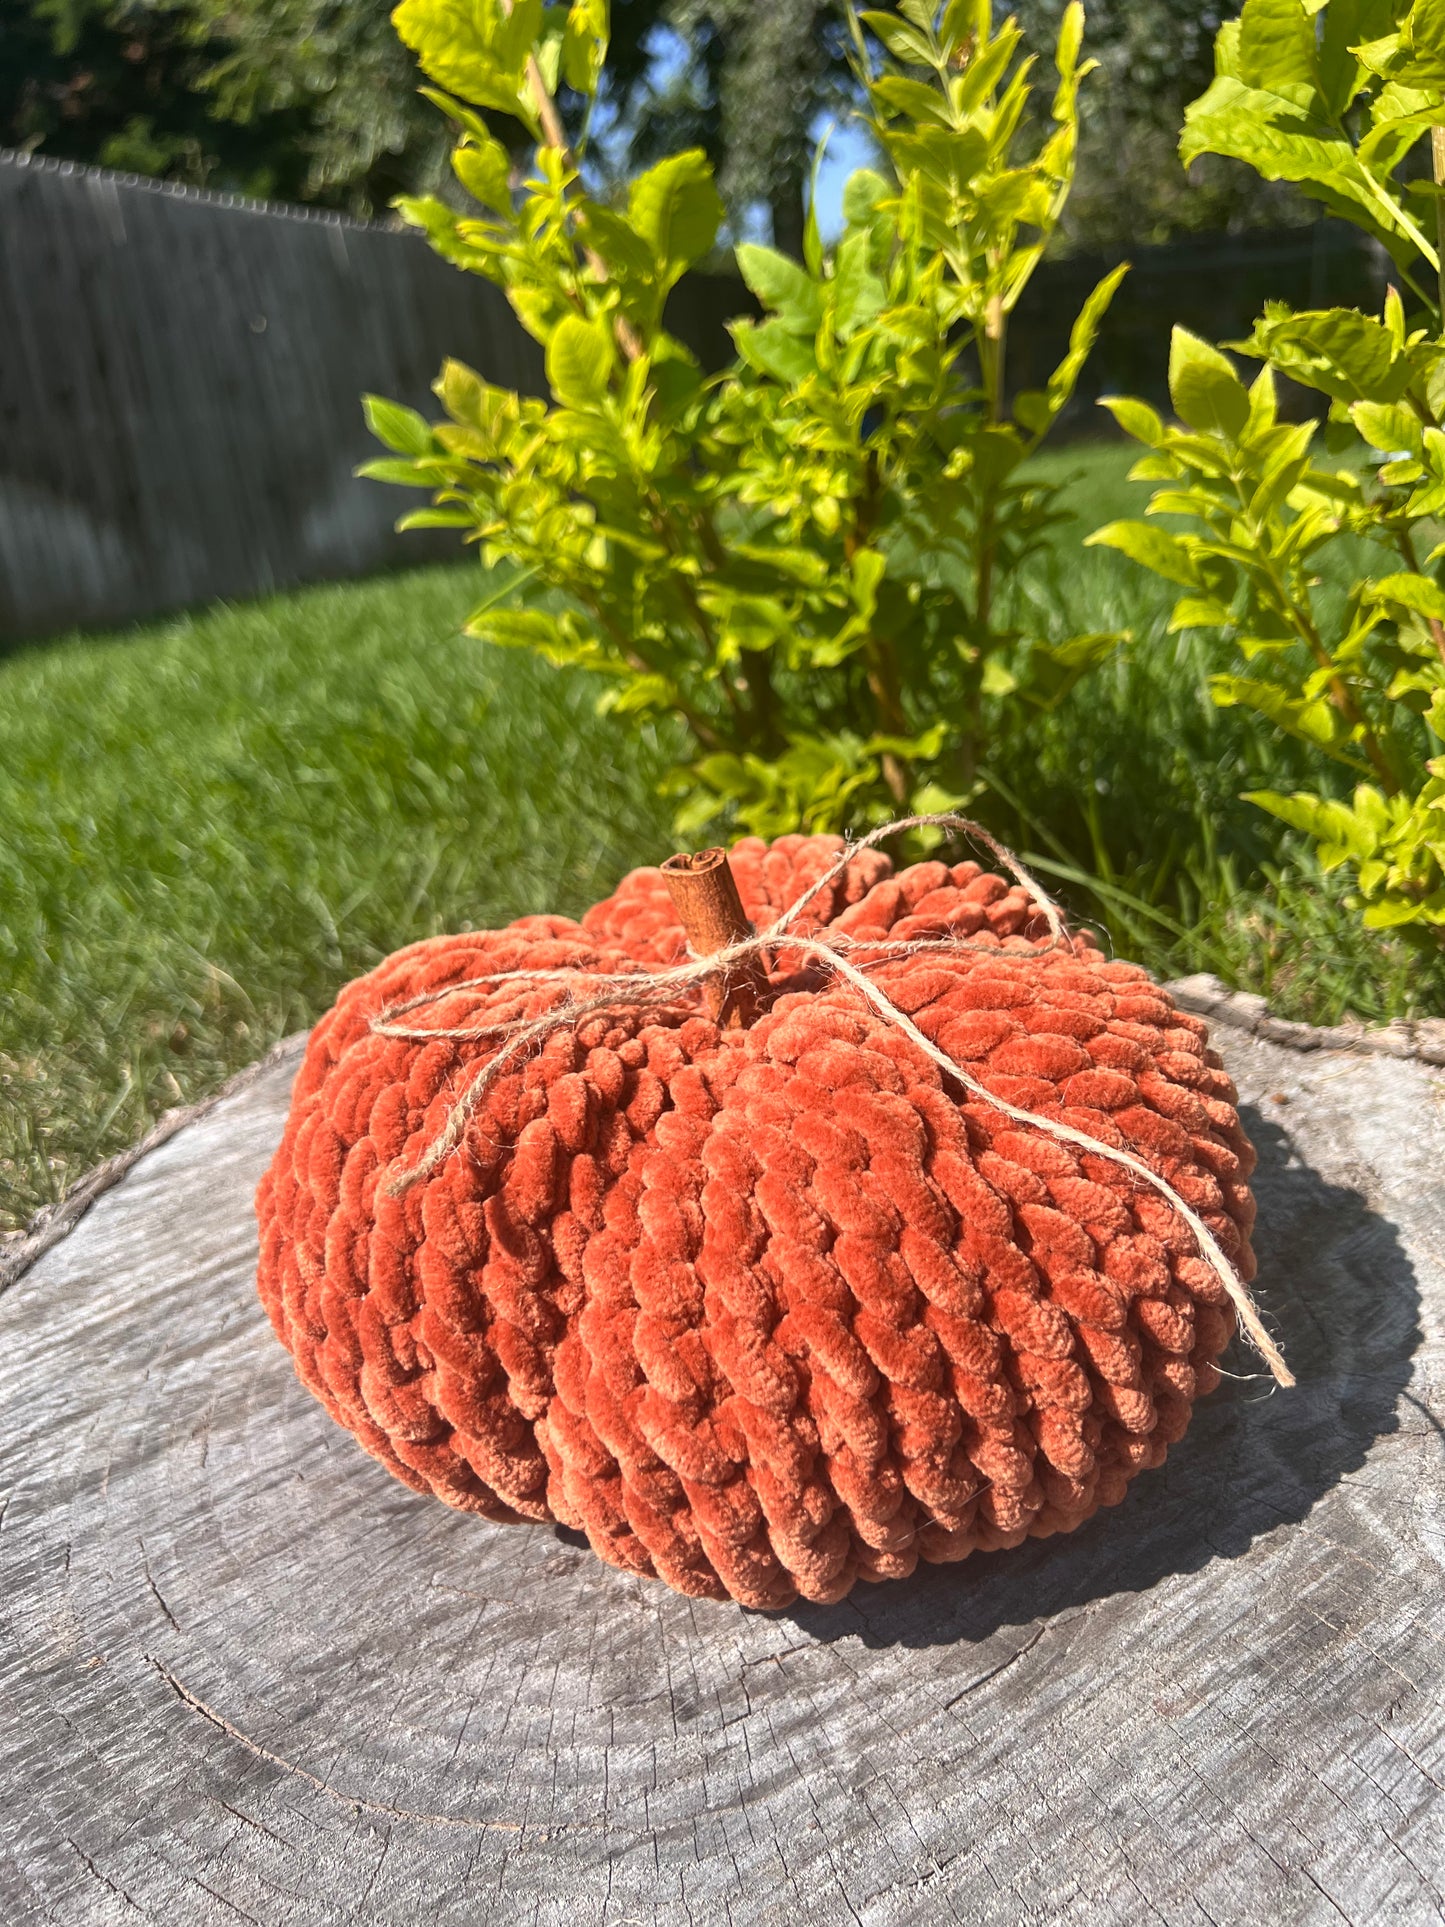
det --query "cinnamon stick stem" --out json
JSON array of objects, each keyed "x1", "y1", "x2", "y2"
[{"x1": 661, "y1": 849, "x2": 768, "y2": 1027}]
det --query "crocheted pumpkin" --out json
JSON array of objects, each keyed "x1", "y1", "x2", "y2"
[{"x1": 256, "y1": 833, "x2": 1256, "y2": 1608}]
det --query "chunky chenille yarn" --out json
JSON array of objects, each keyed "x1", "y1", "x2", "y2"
[{"x1": 255, "y1": 833, "x2": 1257, "y2": 1608}]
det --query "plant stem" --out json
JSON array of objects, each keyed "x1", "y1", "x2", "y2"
[
  {"x1": 984, "y1": 292, "x2": 1006, "y2": 424},
  {"x1": 845, "y1": 448, "x2": 911, "y2": 802},
  {"x1": 1229, "y1": 468, "x2": 1398, "y2": 792},
  {"x1": 514, "y1": 44, "x2": 643, "y2": 363},
  {"x1": 587, "y1": 598, "x2": 723, "y2": 751},
  {"x1": 956, "y1": 683, "x2": 982, "y2": 790},
  {"x1": 1295, "y1": 602, "x2": 1399, "y2": 792},
  {"x1": 647, "y1": 504, "x2": 749, "y2": 733},
  {"x1": 966, "y1": 286, "x2": 1007, "y2": 779},
  {"x1": 746, "y1": 646, "x2": 782, "y2": 756},
  {"x1": 689, "y1": 504, "x2": 779, "y2": 746},
  {"x1": 1435, "y1": 126, "x2": 1445, "y2": 323},
  {"x1": 1395, "y1": 522, "x2": 1445, "y2": 664},
  {"x1": 864, "y1": 648, "x2": 911, "y2": 804}
]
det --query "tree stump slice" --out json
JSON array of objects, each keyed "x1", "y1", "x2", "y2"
[{"x1": 2, "y1": 1029, "x2": 1443, "y2": 1925}]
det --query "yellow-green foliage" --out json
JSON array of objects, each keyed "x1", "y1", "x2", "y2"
[
  {"x1": 1091, "y1": 0, "x2": 1445, "y2": 933},
  {"x1": 362, "y1": 0, "x2": 1127, "y2": 836}
]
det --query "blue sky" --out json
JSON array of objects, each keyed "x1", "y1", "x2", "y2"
[
  {"x1": 609, "y1": 23, "x2": 876, "y2": 248},
  {"x1": 812, "y1": 116, "x2": 877, "y2": 240}
]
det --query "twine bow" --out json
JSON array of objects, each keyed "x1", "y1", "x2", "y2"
[{"x1": 370, "y1": 813, "x2": 1293, "y2": 1387}]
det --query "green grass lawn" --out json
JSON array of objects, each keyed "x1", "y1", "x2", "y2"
[
  {"x1": 0, "y1": 567, "x2": 679, "y2": 1231},
  {"x1": 4, "y1": 442, "x2": 1439, "y2": 1234}
]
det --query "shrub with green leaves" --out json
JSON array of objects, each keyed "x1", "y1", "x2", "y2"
[
  {"x1": 361, "y1": 0, "x2": 1127, "y2": 837},
  {"x1": 1089, "y1": 0, "x2": 1445, "y2": 935}
]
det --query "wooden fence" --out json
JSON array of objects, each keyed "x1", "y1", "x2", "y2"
[
  {"x1": 0, "y1": 147, "x2": 1387, "y2": 642},
  {"x1": 0, "y1": 151, "x2": 543, "y2": 642}
]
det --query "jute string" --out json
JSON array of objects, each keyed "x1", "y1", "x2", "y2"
[{"x1": 371, "y1": 814, "x2": 1293, "y2": 1387}]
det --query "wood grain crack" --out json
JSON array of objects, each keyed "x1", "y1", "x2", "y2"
[
  {"x1": 149, "y1": 1656, "x2": 588, "y2": 1837},
  {"x1": 141, "y1": 1543, "x2": 182, "y2": 1633},
  {"x1": 67, "y1": 1840, "x2": 145, "y2": 1914},
  {"x1": 941, "y1": 1622, "x2": 1049, "y2": 1709}
]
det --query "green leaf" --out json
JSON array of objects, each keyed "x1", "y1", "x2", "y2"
[
  {"x1": 452, "y1": 134, "x2": 513, "y2": 213},
  {"x1": 729, "y1": 543, "x2": 829, "y2": 586},
  {"x1": 1318, "y1": 0, "x2": 1394, "y2": 114},
  {"x1": 841, "y1": 168, "x2": 891, "y2": 226},
  {"x1": 1168, "y1": 327, "x2": 1250, "y2": 437},
  {"x1": 418, "y1": 86, "x2": 494, "y2": 141},
  {"x1": 1214, "y1": 677, "x2": 1346, "y2": 749},
  {"x1": 1169, "y1": 594, "x2": 1235, "y2": 631},
  {"x1": 803, "y1": 136, "x2": 827, "y2": 279},
  {"x1": 1007, "y1": 630, "x2": 1129, "y2": 711},
  {"x1": 363, "y1": 394, "x2": 436, "y2": 456},
  {"x1": 1013, "y1": 391, "x2": 1052, "y2": 435},
  {"x1": 1238, "y1": 305, "x2": 1412, "y2": 403},
  {"x1": 1045, "y1": 263, "x2": 1129, "y2": 421},
  {"x1": 871, "y1": 75, "x2": 952, "y2": 124},
  {"x1": 981, "y1": 656, "x2": 1020, "y2": 697},
  {"x1": 730, "y1": 318, "x2": 818, "y2": 384},
  {"x1": 573, "y1": 203, "x2": 657, "y2": 286},
  {"x1": 1055, "y1": 0, "x2": 1086, "y2": 83},
  {"x1": 391, "y1": 0, "x2": 543, "y2": 117},
  {"x1": 1401, "y1": 0, "x2": 1445, "y2": 82},
  {"x1": 860, "y1": 10, "x2": 937, "y2": 64},
  {"x1": 1363, "y1": 896, "x2": 1433, "y2": 928},
  {"x1": 1243, "y1": 364, "x2": 1278, "y2": 437},
  {"x1": 561, "y1": 0, "x2": 608, "y2": 94},
  {"x1": 602, "y1": 673, "x2": 675, "y2": 715},
  {"x1": 909, "y1": 779, "x2": 978, "y2": 826},
  {"x1": 355, "y1": 457, "x2": 441, "y2": 485},
  {"x1": 465, "y1": 564, "x2": 540, "y2": 623},
  {"x1": 1243, "y1": 787, "x2": 1383, "y2": 860},
  {"x1": 938, "y1": 0, "x2": 977, "y2": 55},
  {"x1": 545, "y1": 315, "x2": 614, "y2": 408},
  {"x1": 831, "y1": 230, "x2": 887, "y2": 337},
  {"x1": 628, "y1": 151, "x2": 724, "y2": 289},
  {"x1": 396, "y1": 506, "x2": 477, "y2": 529},
  {"x1": 1179, "y1": 75, "x2": 1385, "y2": 237},
  {"x1": 1098, "y1": 395, "x2": 1167, "y2": 445},
  {"x1": 1236, "y1": 0, "x2": 1320, "y2": 97},
  {"x1": 1363, "y1": 573, "x2": 1445, "y2": 620},
  {"x1": 888, "y1": 122, "x2": 990, "y2": 197},
  {"x1": 1085, "y1": 519, "x2": 1204, "y2": 587},
  {"x1": 1358, "y1": 99, "x2": 1445, "y2": 171},
  {"x1": 467, "y1": 607, "x2": 559, "y2": 647},
  {"x1": 735, "y1": 243, "x2": 823, "y2": 333},
  {"x1": 1181, "y1": 75, "x2": 1342, "y2": 176},
  {"x1": 435, "y1": 358, "x2": 520, "y2": 448},
  {"x1": 1351, "y1": 398, "x2": 1422, "y2": 454}
]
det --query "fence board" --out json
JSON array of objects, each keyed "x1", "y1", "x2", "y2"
[{"x1": 0, "y1": 153, "x2": 544, "y2": 640}]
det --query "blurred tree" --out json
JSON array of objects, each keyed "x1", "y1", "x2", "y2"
[
  {"x1": 1012, "y1": 0, "x2": 1303, "y2": 247},
  {"x1": 180, "y1": 0, "x2": 452, "y2": 214},
  {"x1": 0, "y1": 0, "x2": 310, "y2": 194}
]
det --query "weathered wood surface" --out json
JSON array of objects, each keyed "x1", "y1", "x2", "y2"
[{"x1": 1, "y1": 1030, "x2": 1442, "y2": 1925}]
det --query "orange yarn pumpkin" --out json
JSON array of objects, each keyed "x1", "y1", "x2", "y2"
[{"x1": 255, "y1": 833, "x2": 1256, "y2": 1608}]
